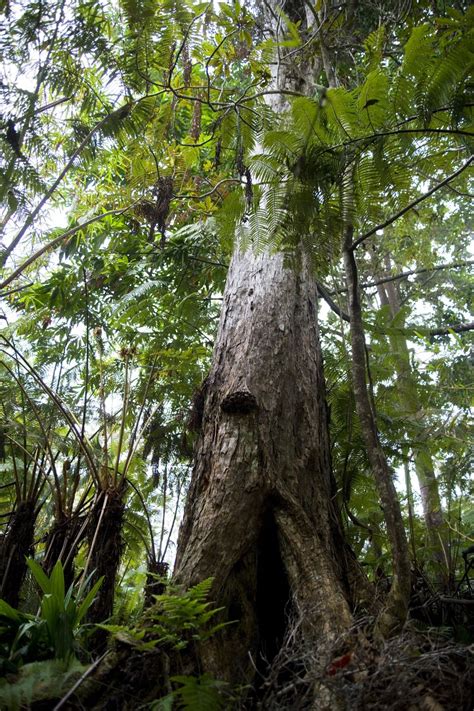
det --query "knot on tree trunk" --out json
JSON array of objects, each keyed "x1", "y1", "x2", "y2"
[{"x1": 220, "y1": 390, "x2": 258, "y2": 415}]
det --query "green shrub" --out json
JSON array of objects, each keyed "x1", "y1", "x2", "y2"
[{"x1": 0, "y1": 560, "x2": 103, "y2": 669}]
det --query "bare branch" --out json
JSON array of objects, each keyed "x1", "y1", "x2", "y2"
[
  {"x1": 34, "y1": 96, "x2": 73, "y2": 116},
  {"x1": 174, "y1": 177, "x2": 241, "y2": 200},
  {"x1": 316, "y1": 281, "x2": 349, "y2": 321},
  {"x1": 331, "y1": 259, "x2": 474, "y2": 294},
  {"x1": 429, "y1": 321, "x2": 474, "y2": 337}
]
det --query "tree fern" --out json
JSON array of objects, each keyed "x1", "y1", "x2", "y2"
[
  {"x1": 291, "y1": 96, "x2": 332, "y2": 147},
  {"x1": 424, "y1": 39, "x2": 473, "y2": 119},
  {"x1": 402, "y1": 24, "x2": 432, "y2": 79}
]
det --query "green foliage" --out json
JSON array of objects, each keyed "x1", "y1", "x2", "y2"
[
  {"x1": 233, "y1": 12, "x2": 473, "y2": 267},
  {"x1": 0, "y1": 657, "x2": 87, "y2": 711},
  {"x1": 0, "y1": 0, "x2": 472, "y2": 676},
  {"x1": 153, "y1": 674, "x2": 229, "y2": 711},
  {"x1": 27, "y1": 559, "x2": 103, "y2": 659},
  {"x1": 0, "y1": 599, "x2": 50, "y2": 675},
  {"x1": 100, "y1": 578, "x2": 232, "y2": 652},
  {"x1": 0, "y1": 561, "x2": 103, "y2": 669},
  {"x1": 146, "y1": 578, "x2": 230, "y2": 650}
]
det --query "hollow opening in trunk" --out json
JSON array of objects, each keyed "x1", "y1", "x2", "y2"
[{"x1": 256, "y1": 507, "x2": 291, "y2": 673}]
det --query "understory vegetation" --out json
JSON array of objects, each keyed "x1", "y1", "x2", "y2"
[{"x1": 0, "y1": 0, "x2": 473, "y2": 708}]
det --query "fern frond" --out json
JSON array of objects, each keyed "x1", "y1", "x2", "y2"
[{"x1": 325, "y1": 88, "x2": 358, "y2": 139}]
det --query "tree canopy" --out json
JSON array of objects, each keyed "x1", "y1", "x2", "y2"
[{"x1": 0, "y1": 0, "x2": 473, "y2": 708}]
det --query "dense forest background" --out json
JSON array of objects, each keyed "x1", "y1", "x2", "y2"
[{"x1": 0, "y1": 0, "x2": 473, "y2": 708}]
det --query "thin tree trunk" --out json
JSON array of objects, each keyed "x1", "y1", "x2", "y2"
[
  {"x1": 343, "y1": 230, "x2": 411, "y2": 636},
  {"x1": 374, "y1": 255, "x2": 448, "y2": 586},
  {"x1": 320, "y1": 8, "x2": 410, "y2": 634}
]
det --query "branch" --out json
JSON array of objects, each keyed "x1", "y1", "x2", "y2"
[
  {"x1": 1, "y1": 104, "x2": 135, "y2": 265},
  {"x1": 237, "y1": 87, "x2": 325, "y2": 104},
  {"x1": 438, "y1": 597, "x2": 474, "y2": 606},
  {"x1": 52, "y1": 652, "x2": 109, "y2": 711},
  {"x1": 205, "y1": 29, "x2": 239, "y2": 109},
  {"x1": 394, "y1": 103, "x2": 474, "y2": 128},
  {"x1": 429, "y1": 321, "x2": 474, "y2": 337},
  {"x1": 365, "y1": 321, "x2": 474, "y2": 338},
  {"x1": 0, "y1": 204, "x2": 135, "y2": 291},
  {"x1": 34, "y1": 96, "x2": 73, "y2": 116},
  {"x1": 350, "y1": 156, "x2": 474, "y2": 251},
  {"x1": 0, "y1": 282, "x2": 34, "y2": 298},
  {"x1": 331, "y1": 259, "x2": 474, "y2": 294},
  {"x1": 168, "y1": 6, "x2": 209, "y2": 82},
  {"x1": 174, "y1": 177, "x2": 241, "y2": 200},
  {"x1": 360, "y1": 126, "x2": 473, "y2": 142},
  {"x1": 316, "y1": 281, "x2": 349, "y2": 321},
  {"x1": 314, "y1": 122, "x2": 474, "y2": 160}
]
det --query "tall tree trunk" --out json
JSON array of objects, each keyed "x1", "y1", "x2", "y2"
[
  {"x1": 374, "y1": 255, "x2": 448, "y2": 586},
  {"x1": 174, "y1": 249, "x2": 356, "y2": 683},
  {"x1": 173, "y1": 0, "x2": 370, "y2": 688},
  {"x1": 343, "y1": 231, "x2": 411, "y2": 636}
]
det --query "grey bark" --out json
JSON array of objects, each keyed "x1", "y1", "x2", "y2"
[
  {"x1": 343, "y1": 230, "x2": 411, "y2": 636},
  {"x1": 175, "y1": 250, "x2": 355, "y2": 681},
  {"x1": 173, "y1": 0, "x2": 370, "y2": 687},
  {"x1": 374, "y1": 255, "x2": 448, "y2": 586},
  {"x1": 320, "y1": 12, "x2": 411, "y2": 634}
]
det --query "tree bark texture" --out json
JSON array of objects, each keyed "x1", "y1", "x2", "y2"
[
  {"x1": 343, "y1": 231, "x2": 411, "y2": 636},
  {"x1": 0, "y1": 500, "x2": 37, "y2": 607},
  {"x1": 374, "y1": 261, "x2": 447, "y2": 584},
  {"x1": 174, "y1": 250, "x2": 355, "y2": 682},
  {"x1": 43, "y1": 514, "x2": 83, "y2": 590},
  {"x1": 173, "y1": 0, "x2": 368, "y2": 687},
  {"x1": 86, "y1": 487, "x2": 125, "y2": 650}
]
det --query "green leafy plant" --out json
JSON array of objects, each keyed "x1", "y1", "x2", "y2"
[
  {"x1": 101, "y1": 579, "x2": 235, "y2": 708},
  {"x1": 0, "y1": 658, "x2": 87, "y2": 711},
  {"x1": 26, "y1": 559, "x2": 104, "y2": 660},
  {"x1": 101, "y1": 578, "x2": 232, "y2": 652},
  {"x1": 146, "y1": 578, "x2": 231, "y2": 650},
  {"x1": 0, "y1": 598, "x2": 50, "y2": 675},
  {"x1": 152, "y1": 674, "x2": 229, "y2": 711},
  {"x1": 0, "y1": 560, "x2": 103, "y2": 670}
]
